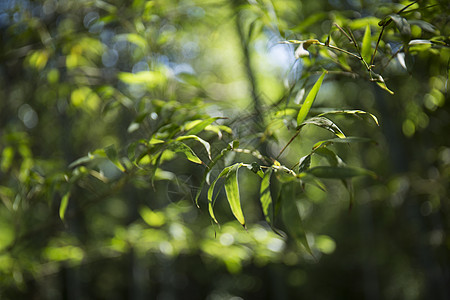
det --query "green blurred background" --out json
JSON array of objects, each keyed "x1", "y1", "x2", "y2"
[{"x1": 0, "y1": 0, "x2": 449, "y2": 299}]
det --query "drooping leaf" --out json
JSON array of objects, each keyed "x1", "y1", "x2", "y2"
[
  {"x1": 59, "y1": 192, "x2": 70, "y2": 221},
  {"x1": 249, "y1": 162, "x2": 264, "y2": 178},
  {"x1": 298, "y1": 154, "x2": 311, "y2": 172},
  {"x1": 297, "y1": 71, "x2": 327, "y2": 126},
  {"x1": 361, "y1": 25, "x2": 372, "y2": 63},
  {"x1": 104, "y1": 144, "x2": 125, "y2": 172},
  {"x1": 318, "y1": 109, "x2": 379, "y2": 126},
  {"x1": 389, "y1": 14, "x2": 411, "y2": 39},
  {"x1": 307, "y1": 166, "x2": 376, "y2": 179},
  {"x1": 224, "y1": 164, "x2": 246, "y2": 227},
  {"x1": 207, "y1": 166, "x2": 233, "y2": 223},
  {"x1": 313, "y1": 147, "x2": 342, "y2": 167},
  {"x1": 299, "y1": 116, "x2": 346, "y2": 138},
  {"x1": 168, "y1": 141, "x2": 202, "y2": 164},
  {"x1": 184, "y1": 117, "x2": 223, "y2": 135},
  {"x1": 313, "y1": 136, "x2": 375, "y2": 149},
  {"x1": 281, "y1": 183, "x2": 313, "y2": 255},
  {"x1": 260, "y1": 168, "x2": 274, "y2": 226},
  {"x1": 176, "y1": 135, "x2": 211, "y2": 160}
]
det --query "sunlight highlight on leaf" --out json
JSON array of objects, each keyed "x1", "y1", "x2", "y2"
[{"x1": 297, "y1": 71, "x2": 327, "y2": 126}]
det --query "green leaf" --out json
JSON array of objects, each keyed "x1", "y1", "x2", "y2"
[
  {"x1": 207, "y1": 166, "x2": 233, "y2": 223},
  {"x1": 184, "y1": 117, "x2": 223, "y2": 135},
  {"x1": 297, "y1": 71, "x2": 327, "y2": 126},
  {"x1": 307, "y1": 166, "x2": 376, "y2": 179},
  {"x1": 361, "y1": 25, "x2": 372, "y2": 63},
  {"x1": 313, "y1": 136, "x2": 375, "y2": 149},
  {"x1": 389, "y1": 14, "x2": 411, "y2": 39},
  {"x1": 224, "y1": 164, "x2": 246, "y2": 227},
  {"x1": 299, "y1": 116, "x2": 346, "y2": 138},
  {"x1": 104, "y1": 144, "x2": 125, "y2": 172},
  {"x1": 260, "y1": 168, "x2": 274, "y2": 225},
  {"x1": 313, "y1": 147, "x2": 342, "y2": 167},
  {"x1": 176, "y1": 135, "x2": 211, "y2": 160},
  {"x1": 281, "y1": 184, "x2": 312, "y2": 255},
  {"x1": 298, "y1": 154, "x2": 311, "y2": 172},
  {"x1": 168, "y1": 141, "x2": 202, "y2": 164},
  {"x1": 59, "y1": 192, "x2": 70, "y2": 220},
  {"x1": 318, "y1": 109, "x2": 379, "y2": 126}
]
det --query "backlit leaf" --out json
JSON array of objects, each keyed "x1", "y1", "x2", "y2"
[
  {"x1": 104, "y1": 144, "x2": 125, "y2": 172},
  {"x1": 260, "y1": 168, "x2": 273, "y2": 225},
  {"x1": 59, "y1": 193, "x2": 70, "y2": 221},
  {"x1": 299, "y1": 116, "x2": 346, "y2": 138},
  {"x1": 318, "y1": 110, "x2": 379, "y2": 126},
  {"x1": 224, "y1": 164, "x2": 245, "y2": 226},
  {"x1": 168, "y1": 141, "x2": 202, "y2": 164},
  {"x1": 207, "y1": 166, "x2": 233, "y2": 223},
  {"x1": 176, "y1": 135, "x2": 211, "y2": 160},
  {"x1": 297, "y1": 71, "x2": 327, "y2": 126},
  {"x1": 361, "y1": 25, "x2": 372, "y2": 63}
]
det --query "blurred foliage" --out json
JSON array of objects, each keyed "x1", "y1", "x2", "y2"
[{"x1": 0, "y1": 0, "x2": 449, "y2": 299}]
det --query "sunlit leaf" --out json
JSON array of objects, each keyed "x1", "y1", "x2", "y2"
[
  {"x1": 260, "y1": 168, "x2": 273, "y2": 226},
  {"x1": 297, "y1": 71, "x2": 327, "y2": 126},
  {"x1": 299, "y1": 116, "x2": 346, "y2": 138},
  {"x1": 104, "y1": 144, "x2": 125, "y2": 172},
  {"x1": 176, "y1": 135, "x2": 211, "y2": 160},
  {"x1": 139, "y1": 206, "x2": 166, "y2": 227},
  {"x1": 307, "y1": 166, "x2": 376, "y2": 179},
  {"x1": 318, "y1": 110, "x2": 379, "y2": 126},
  {"x1": 298, "y1": 154, "x2": 311, "y2": 172},
  {"x1": 59, "y1": 193, "x2": 70, "y2": 220},
  {"x1": 168, "y1": 141, "x2": 202, "y2": 164},
  {"x1": 207, "y1": 166, "x2": 233, "y2": 223},
  {"x1": 184, "y1": 117, "x2": 222, "y2": 135},
  {"x1": 224, "y1": 164, "x2": 245, "y2": 227},
  {"x1": 361, "y1": 25, "x2": 372, "y2": 63},
  {"x1": 313, "y1": 136, "x2": 375, "y2": 149}
]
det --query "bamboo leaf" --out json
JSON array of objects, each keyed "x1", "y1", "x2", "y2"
[
  {"x1": 298, "y1": 154, "x2": 311, "y2": 172},
  {"x1": 176, "y1": 135, "x2": 211, "y2": 160},
  {"x1": 104, "y1": 144, "x2": 125, "y2": 172},
  {"x1": 168, "y1": 141, "x2": 202, "y2": 164},
  {"x1": 281, "y1": 184, "x2": 313, "y2": 255},
  {"x1": 318, "y1": 110, "x2": 379, "y2": 126},
  {"x1": 59, "y1": 192, "x2": 70, "y2": 220},
  {"x1": 224, "y1": 164, "x2": 246, "y2": 227},
  {"x1": 313, "y1": 136, "x2": 376, "y2": 149},
  {"x1": 260, "y1": 168, "x2": 274, "y2": 226},
  {"x1": 207, "y1": 166, "x2": 233, "y2": 223},
  {"x1": 361, "y1": 25, "x2": 372, "y2": 63},
  {"x1": 299, "y1": 116, "x2": 346, "y2": 138},
  {"x1": 297, "y1": 71, "x2": 327, "y2": 126},
  {"x1": 307, "y1": 166, "x2": 376, "y2": 179},
  {"x1": 184, "y1": 117, "x2": 223, "y2": 135}
]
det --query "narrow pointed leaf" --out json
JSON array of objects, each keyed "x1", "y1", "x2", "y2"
[
  {"x1": 318, "y1": 109, "x2": 379, "y2": 126},
  {"x1": 281, "y1": 184, "x2": 313, "y2": 255},
  {"x1": 361, "y1": 25, "x2": 372, "y2": 63},
  {"x1": 176, "y1": 135, "x2": 211, "y2": 160},
  {"x1": 104, "y1": 144, "x2": 125, "y2": 172},
  {"x1": 169, "y1": 141, "x2": 202, "y2": 164},
  {"x1": 224, "y1": 164, "x2": 245, "y2": 226},
  {"x1": 313, "y1": 136, "x2": 375, "y2": 149},
  {"x1": 184, "y1": 117, "x2": 222, "y2": 135},
  {"x1": 207, "y1": 166, "x2": 232, "y2": 223},
  {"x1": 59, "y1": 192, "x2": 70, "y2": 220},
  {"x1": 260, "y1": 168, "x2": 274, "y2": 225},
  {"x1": 297, "y1": 71, "x2": 327, "y2": 126},
  {"x1": 308, "y1": 166, "x2": 376, "y2": 179},
  {"x1": 298, "y1": 154, "x2": 311, "y2": 172},
  {"x1": 300, "y1": 116, "x2": 346, "y2": 138}
]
